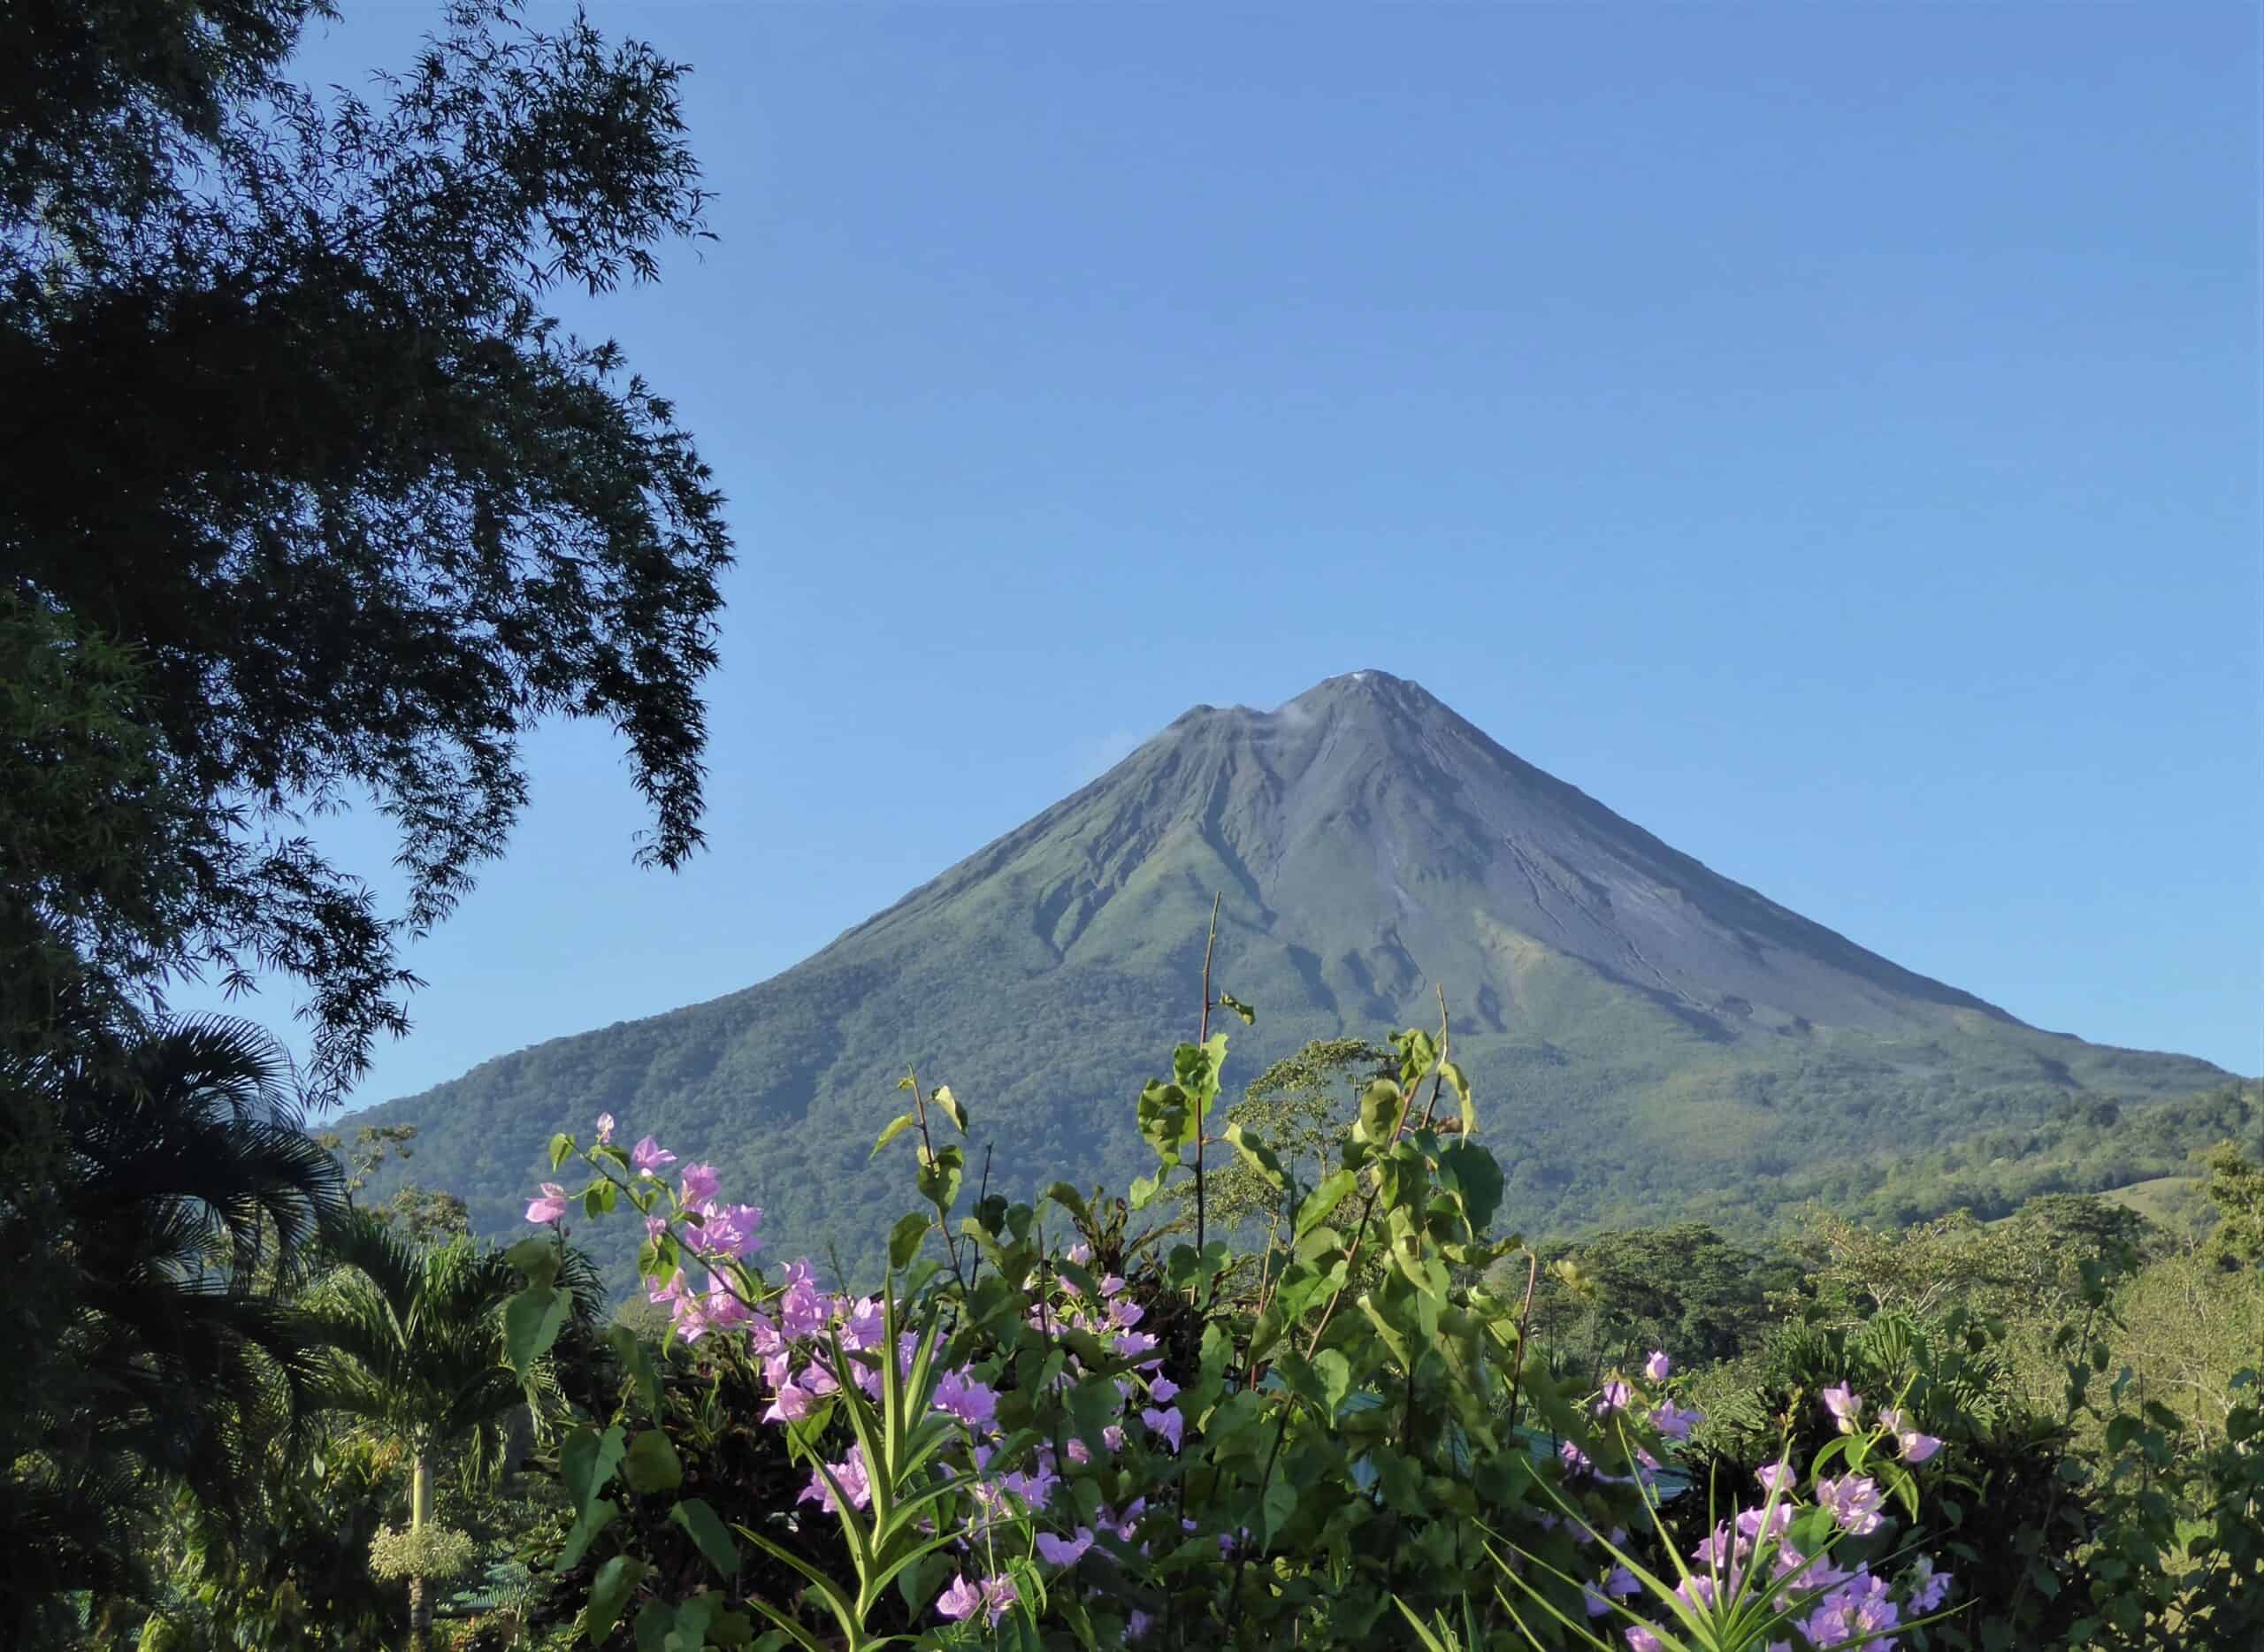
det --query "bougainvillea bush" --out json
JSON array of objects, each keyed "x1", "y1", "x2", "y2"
[{"x1": 499, "y1": 967, "x2": 1980, "y2": 1652}]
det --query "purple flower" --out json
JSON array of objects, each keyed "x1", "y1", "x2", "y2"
[
  {"x1": 693, "y1": 1201, "x2": 763, "y2": 1260},
  {"x1": 935, "y1": 1574, "x2": 983, "y2": 1622},
  {"x1": 631, "y1": 1136, "x2": 677, "y2": 1178},
  {"x1": 1594, "y1": 1379, "x2": 1633, "y2": 1418},
  {"x1": 1126, "y1": 1610, "x2": 1152, "y2": 1641},
  {"x1": 1098, "y1": 1273, "x2": 1127, "y2": 1297},
  {"x1": 595, "y1": 1113, "x2": 616, "y2": 1145},
  {"x1": 1625, "y1": 1627, "x2": 1664, "y2": 1652},
  {"x1": 1653, "y1": 1401, "x2": 1702, "y2": 1440},
  {"x1": 679, "y1": 1163, "x2": 720, "y2": 1205},
  {"x1": 1756, "y1": 1461, "x2": 1794, "y2": 1498},
  {"x1": 1559, "y1": 1439, "x2": 1594, "y2": 1477},
  {"x1": 1036, "y1": 1526, "x2": 1095, "y2": 1566},
  {"x1": 794, "y1": 1451, "x2": 872, "y2": 1515},
  {"x1": 976, "y1": 1574, "x2": 1019, "y2": 1624},
  {"x1": 1643, "y1": 1350, "x2": 1672, "y2": 1382},
  {"x1": 933, "y1": 1367, "x2": 998, "y2": 1430},
  {"x1": 1816, "y1": 1473, "x2": 1887, "y2": 1536},
  {"x1": 1881, "y1": 1407, "x2": 1942, "y2": 1464},
  {"x1": 761, "y1": 1381, "x2": 814, "y2": 1424},
  {"x1": 1142, "y1": 1405, "x2": 1184, "y2": 1452},
  {"x1": 524, "y1": 1183, "x2": 570, "y2": 1224},
  {"x1": 1067, "y1": 1242, "x2": 1092, "y2": 1265},
  {"x1": 1584, "y1": 1584, "x2": 1612, "y2": 1618},
  {"x1": 1102, "y1": 1423, "x2": 1127, "y2": 1453},
  {"x1": 841, "y1": 1296, "x2": 886, "y2": 1352},
  {"x1": 1904, "y1": 1556, "x2": 1954, "y2": 1613},
  {"x1": 1821, "y1": 1382, "x2": 1863, "y2": 1434},
  {"x1": 1605, "y1": 1565, "x2": 1640, "y2": 1599},
  {"x1": 1150, "y1": 1374, "x2": 1181, "y2": 1403}
]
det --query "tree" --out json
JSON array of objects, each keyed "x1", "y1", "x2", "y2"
[
  {"x1": 1524, "y1": 1222, "x2": 1785, "y2": 1380},
  {"x1": 2, "y1": 0, "x2": 734, "y2": 1101},
  {"x1": 2203, "y1": 1140, "x2": 2264, "y2": 1269},
  {"x1": 1189, "y1": 1037, "x2": 1389, "y2": 1247},
  {"x1": 0, "y1": 1015, "x2": 345, "y2": 1640},
  {"x1": 309, "y1": 1210, "x2": 599, "y2": 1649}
]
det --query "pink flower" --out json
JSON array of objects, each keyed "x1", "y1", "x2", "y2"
[
  {"x1": 680, "y1": 1163, "x2": 720, "y2": 1205},
  {"x1": 631, "y1": 1136, "x2": 677, "y2": 1178},
  {"x1": 1142, "y1": 1405, "x2": 1183, "y2": 1452},
  {"x1": 1036, "y1": 1526, "x2": 1094, "y2": 1566},
  {"x1": 595, "y1": 1113, "x2": 616, "y2": 1145},
  {"x1": 524, "y1": 1183, "x2": 570, "y2": 1224},
  {"x1": 1102, "y1": 1424, "x2": 1126, "y2": 1453},
  {"x1": 1643, "y1": 1350, "x2": 1672, "y2": 1382}
]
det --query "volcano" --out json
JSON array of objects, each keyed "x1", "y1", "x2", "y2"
[{"x1": 359, "y1": 671, "x2": 2227, "y2": 1264}]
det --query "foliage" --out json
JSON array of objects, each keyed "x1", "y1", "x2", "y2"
[
  {"x1": 310, "y1": 1208, "x2": 602, "y2": 1648},
  {"x1": 1521, "y1": 1224, "x2": 1791, "y2": 1386},
  {"x1": 2, "y1": 0, "x2": 733, "y2": 1099},
  {"x1": 0, "y1": 1016, "x2": 344, "y2": 1641}
]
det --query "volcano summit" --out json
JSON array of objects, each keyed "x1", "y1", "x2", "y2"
[{"x1": 360, "y1": 672, "x2": 2227, "y2": 1262}]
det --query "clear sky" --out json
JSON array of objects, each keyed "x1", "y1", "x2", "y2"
[{"x1": 205, "y1": 2, "x2": 2261, "y2": 1105}]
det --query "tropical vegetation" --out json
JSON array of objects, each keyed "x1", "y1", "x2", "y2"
[{"x1": 4, "y1": 4, "x2": 2258, "y2": 1651}]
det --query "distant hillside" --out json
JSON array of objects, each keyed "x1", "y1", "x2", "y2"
[{"x1": 356, "y1": 671, "x2": 2235, "y2": 1272}]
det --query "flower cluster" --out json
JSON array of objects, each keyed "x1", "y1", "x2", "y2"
[
  {"x1": 534, "y1": 1117, "x2": 1198, "y2": 1634},
  {"x1": 1559, "y1": 1366, "x2": 1955, "y2": 1652}
]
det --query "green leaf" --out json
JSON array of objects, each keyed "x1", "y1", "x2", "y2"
[
  {"x1": 622, "y1": 1428, "x2": 684, "y2": 1494},
  {"x1": 933, "y1": 1084, "x2": 968, "y2": 1135},
  {"x1": 1044, "y1": 1182, "x2": 1092, "y2": 1225},
  {"x1": 1128, "y1": 1172, "x2": 1160, "y2": 1211},
  {"x1": 584, "y1": 1555, "x2": 645, "y2": 1647},
  {"x1": 1223, "y1": 1121, "x2": 1287, "y2": 1189},
  {"x1": 555, "y1": 1497, "x2": 617, "y2": 1573},
  {"x1": 550, "y1": 1132, "x2": 575, "y2": 1171},
  {"x1": 888, "y1": 1211, "x2": 930, "y2": 1270},
  {"x1": 605, "y1": 1327, "x2": 664, "y2": 1414},
  {"x1": 1357, "y1": 1080, "x2": 1403, "y2": 1144},
  {"x1": 1296, "y1": 1170, "x2": 1358, "y2": 1239},
  {"x1": 504, "y1": 1235, "x2": 562, "y2": 1290},
  {"x1": 1313, "y1": 1349, "x2": 1352, "y2": 1411},
  {"x1": 1259, "y1": 1477, "x2": 1296, "y2": 1546},
  {"x1": 634, "y1": 1601, "x2": 676, "y2": 1652},
  {"x1": 562, "y1": 1425, "x2": 627, "y2": 1516},
  {"x1": 1136, "y1": 1081, "x2": 1191, "y2": 1166},
  {"x1": 670, "y1": 1497, "x2": 740, "y2": 1580},
  {"x1": 504, "y1": 1284, "x2": 570, "y2": 1378},
  {"x1": 916, "y1": 1147, "x2": 962, "y2": 1214},
  {"x1": 1439, "y1": 1143, "x2": 1504, "y2": 1233},
  {"x1": 870, "y1": 1113, "x2": 919, "y2": 1158},
  {"x1": 1218, "y1": 991, "x2": 1256, "y2": 1025}
]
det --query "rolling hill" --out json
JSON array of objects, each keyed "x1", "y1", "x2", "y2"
[{"x1": 356, "y1": 671, "x2": 2233, "y2": 1269}]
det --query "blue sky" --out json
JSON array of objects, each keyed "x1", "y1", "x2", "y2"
[{"x1": 217, "y1": 2, "x2": 2260, "y2": 1104}]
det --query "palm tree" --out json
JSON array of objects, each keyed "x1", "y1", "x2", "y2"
[
  {"x1": 310, "y1": 1209, "x2": 599, "y2": 1649},
  {"x1": 0, "y1": 1014, "x2": 345, "y2": 1641}
]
